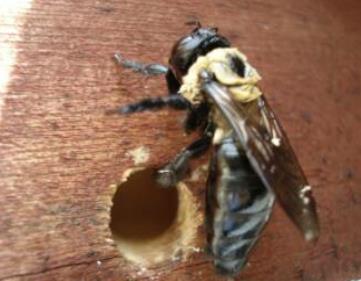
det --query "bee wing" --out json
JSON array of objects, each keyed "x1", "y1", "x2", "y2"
[{"x1": 201, "y1": 74, "x2": 319, "y2": 241}]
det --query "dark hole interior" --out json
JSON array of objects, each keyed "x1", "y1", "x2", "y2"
[{"x1": 110, "y1": 168, "x2": 179, "y2": 240}]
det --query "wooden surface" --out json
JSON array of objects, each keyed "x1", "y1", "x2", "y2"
[{"x1": 1, "y1": 0, "x2": 361, "y2": 280}]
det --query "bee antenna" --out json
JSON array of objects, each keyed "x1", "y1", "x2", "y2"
[{"x1": 185, "y1": 18, "x2": 202, "y2": 30}]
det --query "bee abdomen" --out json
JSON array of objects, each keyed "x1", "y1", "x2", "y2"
[{"x1": 206, "y1": 137, "x2": 274, "y2": 275}]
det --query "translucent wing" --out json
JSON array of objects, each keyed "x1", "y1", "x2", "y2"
[{"x1": 201, "y1": 72, "x2": 319, "y2": 241}]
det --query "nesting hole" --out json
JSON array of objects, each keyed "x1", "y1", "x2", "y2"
[
  {"x1": 110, "y1": 168, "x2": 200, "y2": 266},
  {"x1": 110, "y1": 168, "x2": 178, "y2": 240}
]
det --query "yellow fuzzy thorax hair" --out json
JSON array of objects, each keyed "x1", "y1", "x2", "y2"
[{"x1": 179, "y1": 48, "x2": 263, "y2": 104}]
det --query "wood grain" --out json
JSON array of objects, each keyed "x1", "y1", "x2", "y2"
[{"x1": 1, "y1": 0, "x2": 361, "y2": 280}]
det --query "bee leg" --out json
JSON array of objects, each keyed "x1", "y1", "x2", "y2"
[
  {"x1": 157, "y1": 128, "x2": 213, "y2": 188},
  {"x1": 106, "y1": 95, "x2": 189, "y2": 115},
  {"x1": 184, "y1": 102, "x2": 210, "y2": 133},
  {"x1": 114, "y1": 52, "x2": 168, "y2": 76}
]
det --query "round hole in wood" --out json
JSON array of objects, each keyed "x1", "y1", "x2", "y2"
[
  {"x1": 110, "y1": 168, "x2": 178, "y2": 241},
  {"x1": 109, "y1": 167, "x2": 201, "y2": 266}
]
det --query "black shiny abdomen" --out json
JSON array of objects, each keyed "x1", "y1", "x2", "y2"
[{"x1": 206, "y1": 137, "x2": 274, "y2": 275}]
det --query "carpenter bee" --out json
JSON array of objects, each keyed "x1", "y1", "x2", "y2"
[{"x1": 110, "y1": 24, "x2": 319, "y2": 276}]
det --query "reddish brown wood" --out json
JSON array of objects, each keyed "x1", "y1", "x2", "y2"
[{"x1": 1, "y1": 0, "x2": 361, "y2": 280}]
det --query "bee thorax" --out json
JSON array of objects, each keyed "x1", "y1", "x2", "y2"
[{"x1": 179, "y1": 48, "x2": 262, "y2": 105}]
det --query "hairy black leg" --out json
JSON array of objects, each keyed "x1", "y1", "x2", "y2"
[
  {"x1": 114, "y1": 52, "x2": 168, "y2": 76},
  {"x1": 157, "y1": 124, "x2": 214, "y2": 188},
  {"x1": 184, "y1": 102, "x2": 210, "y2": 133},
  {"x1": 106, "y1": 95, "x2": 189, "y2": 115}
]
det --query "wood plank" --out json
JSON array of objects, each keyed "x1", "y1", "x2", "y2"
[{"x1": 1, "y1": 0, "x2": 361, "y2": 280}]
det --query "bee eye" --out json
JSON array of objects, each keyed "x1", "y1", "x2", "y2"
[{"x1": 230, "y1": 55, "x2": 245, "y2": 77}]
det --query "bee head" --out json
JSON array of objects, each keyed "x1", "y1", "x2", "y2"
[{"x1": 169, "y1": 27, "x2": 230, "y2": 81}]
